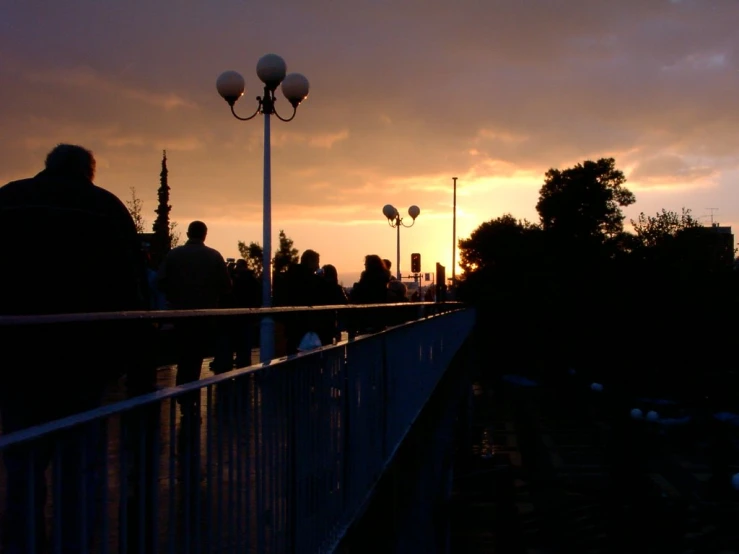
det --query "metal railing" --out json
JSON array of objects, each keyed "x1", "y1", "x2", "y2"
[{"x1": 0, "y1": 304, "x2": 475, "y2": 553}]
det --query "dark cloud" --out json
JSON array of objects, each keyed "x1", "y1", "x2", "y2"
[
  {"x1": 629, "y1": 154, "x2": 718, "y2": 188},
  {"x1": 1, "y1": 0, "x2": 738, "y2": 217}
]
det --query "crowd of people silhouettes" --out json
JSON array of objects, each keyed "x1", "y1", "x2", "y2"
[{"x1": 0, "y1": 143, "x2": 429, "y2": 552}]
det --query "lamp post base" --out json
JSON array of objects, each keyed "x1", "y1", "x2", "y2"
[{"x1": 259, "y1": 316, "x2": 275, "y2": 363}]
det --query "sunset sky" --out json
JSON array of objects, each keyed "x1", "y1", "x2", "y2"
[{"x1": 2, "y1": 0, "x2": 738, "y2": 285}]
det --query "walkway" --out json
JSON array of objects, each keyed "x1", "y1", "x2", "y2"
[
  {"x1": 101, "y1": 349, "x2": 261, "y2": 404},
  {"x1": 0, "y1": 304, "x2": 474, "y2": 553},
  {"x1": 0, "y1": 349, "x2": 292, "y2": 553}
]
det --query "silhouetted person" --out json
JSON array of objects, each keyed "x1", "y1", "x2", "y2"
[
  {"x1": 278, "y1": 249, "x2": 326, "y2": 354},
  {"x1": 317, "y1": 264, "x2": 349, "y2": 345},
  {"x1": 213, "y1": 258, "x2": 260, "y2": 370},
  {"x1": 143, "y1": 241, "x2": 168, "y2": 310},
  {"x1": 386, "y1": 279, "x2": 411, "y2": 326},
  {"x1": 0, "y1": 143, "x2": 149, "y2": 553},
  {"x1": 387, "y1": 279, "x2": 408, "y2": 302},
  {"x1": 350, "y1": 254, "x2": 392, "y2": 334},
  {"x1": 157, "y1": 221, "x2": 231, "y2": 397},
  {"x1": 383, "y1": 258, "x2": 396, "y2": 280},
  {"x1": 231, "y1": 259, "x2": 261, "y2": 366},
  {"x1": 231, "y1": 259, "x2": 261, "y2": 307},
  {"x1": 350, "y1": 254, "x2": 391, "y2": 304},
  {"x1": 157, "y1": 220, "x2": 230, "y2": 511}
]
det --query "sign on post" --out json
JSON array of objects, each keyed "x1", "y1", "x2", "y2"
[{"x1": 435, "y1": 263, "x2": 446, "y2": 302}]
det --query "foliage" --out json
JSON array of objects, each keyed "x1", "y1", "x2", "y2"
[
  {"x1": 629, "y1": 208, "x2": 735, "y2": 276},
  {"x1": 631, "y1": 208, "x2": 700, "y2": 249},
  {"x1": 237, "y1": 230, "x2": 296, "y2": 277},
  {"x1": 125, "y1": 187, "x2": 146, "y2": 234},
  {"x1": 458, "y1": 157, "x2": 738, "y2": 393},
  {"x1": 536, "y1": 157, "x2": 635, "y2": 241},
  {"x1": 124, "y1": 161, "x2": 180, "y2": 256},
  {"x1": 152, "y1": 150, "x2": 171, "y2": 254},
  {"x1": 274, "y1": 230, "x2": 299, "y2": 273},
  {"x1": 237, "y1": 231, "x2": 297, "y2": 309},
  {"x1": 238, "y1": 240, "x2": 264, "y2": 278},
  {"x1": 458, "y1": 214, "x2": 540, "y2": 274},
  {"x1": 169, "y1": 221, "x2": 181, "y2": 248}
]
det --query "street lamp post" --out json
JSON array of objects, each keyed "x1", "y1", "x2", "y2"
[
  {"x1": 452, "y1": 176, "x2": 457, "y2": 286},
  {"x1": 216, "y1": 54, "x2": 310, "y2": 362},
  {"x1": 382, "y1": 204, "x2": 420, "y2": 280}
]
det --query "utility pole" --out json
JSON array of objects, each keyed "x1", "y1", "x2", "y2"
[{"x1": 452, "y1": 177, "x2": 457, "y2": 286}]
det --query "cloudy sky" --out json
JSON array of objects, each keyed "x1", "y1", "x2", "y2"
[{"x1": 1, "y1": 0, "x2": 737, "y2": 284}]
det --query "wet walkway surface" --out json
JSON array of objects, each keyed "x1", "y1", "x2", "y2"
[
  {"x1": 0, "y1": 348, "x2": 296, "y2": 553},
  {"x1": 101, "y1": 349, "x2": 261, "y2": 405},
  {"x1": 450, "y1": 376, "x2": 739, "y2": 553}
]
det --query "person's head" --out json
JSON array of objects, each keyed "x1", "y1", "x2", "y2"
[
  {"x1": 235, "y1": 258, "x2": 247, "y2": 270},
  {"x1": 383, "y1": 259, "x2": 392, "y2": 271},
  {"x1": 364, "y1": 254, "x2": 388, "y2": 274},
  {"x1": 187, "y1": 220, "x2": 208, "y2": 242},
  {"x1": 300, "y1": 249, "x2": 320, "y2": 271},
  {"x1": 44, "y1": 144, "x2": 96, "y2": 181},
  {"x1": 321, "y1": 264, "x2": 338, "y2": 283}
]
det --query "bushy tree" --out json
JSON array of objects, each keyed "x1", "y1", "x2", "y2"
[
  {"x1": 274, "y1": 230, "x2": 299, "y2": 273},
  {"x1": 631, "y1": 208, "x2": 700, "y2": 249},
  {"x1": 458, "y1": 157, "x2": 739, "y2": 393},
  {"x1": 126, "y1": 156, "x2": 180, "y2": 262},
  {"x1": 238, "y1": 240, "x2": 263, "y2": 278},
  {"x1": 458, "y1": 214, "x2": 540, "y2": 274},
  {"x1": 536, "y1": 157, "x2": 635, "y2": 241}
]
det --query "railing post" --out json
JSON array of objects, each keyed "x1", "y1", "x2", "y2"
[
  {"x1": 342, "y1": 346, "x2": 352, "y2": 512},
  {"x1": 289, "y1": 366, "x2": 299, "y2": 554},
  {"x1": 381, "y1": 334, "x2": 390, "y2": 461}
]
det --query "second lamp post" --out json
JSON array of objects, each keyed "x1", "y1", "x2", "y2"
[{"x1": 382, "y1": 204, "x2": 420, "y2": 280}]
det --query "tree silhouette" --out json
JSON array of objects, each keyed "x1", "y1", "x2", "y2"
[
  {"x1": 457, "y1": 156, "x2": 739, "y2": 411},
  {"x1": 237, "y1": 240, "x2": 263, "y2": 278},
  {"x1": 631, "y1": 208, "x2": 700, "y2": 249},
  {"x1": 169, "y1": 221, "x2": 181, "y2": 248},
  {"x1": 457, "y1": 214, "x2": 554, "y2": 372},
  {"x1": 152, "y1": 150, "x2": 171, "y2": 258},
  {"x1": 274, "y1": 230, "x2": 299, "y2": 273},
  {"x1": 125, "y1": 187, "x2": 146, "y2": 234},
  {"x1": 536, "y1": 158, "x2": 635, "y2": 241},
  {"x1": 236, "y1": 232, "x2": 296, "y2": 277},
  {"x1": 458, "y1": 214, "x2": 540, "y2": 274}
]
